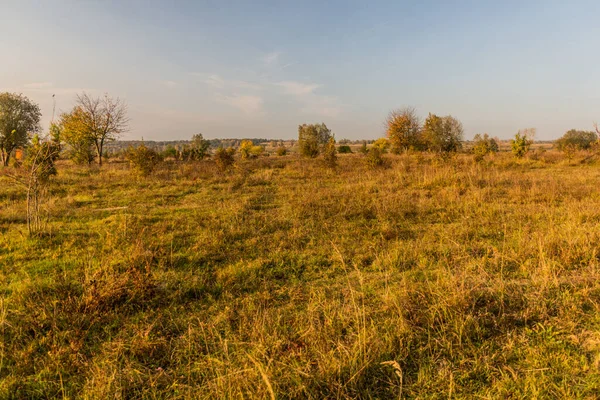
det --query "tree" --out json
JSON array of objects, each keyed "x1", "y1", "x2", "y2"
[
  {"x1": 421, "y1": 113, "x2": 463, "y2": 153},
  {"x1": 555, "y1": 129, "x2": 597, "y2": 151},
  {"x1": 511, "y1": 128, "x2": 535, "y2": 158},
  {"x1": 0, "y1": 93, "x2": 41, "y2": 166},
  {"x1": 66, "y1": 92, "x2": 129, "y2": 166},
  {"x1": 386, "y1": 107, "x2": 422, "y2": 153},
  {"x1": 298, "y1": 123, "x2": 333, "y2": 157},
  {"x1": 59, "y1": 107, "x2": 96, "y2": 165},
  {"x1": 472, "y1": 133, "x2": 499, "y2": 162}
]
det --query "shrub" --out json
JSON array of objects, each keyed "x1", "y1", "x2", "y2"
[
  {"x1": 372, "y1": 138, "x2": 390, "y2": 153},
  {"x1": 511, "y1": 128, "x2": 535, "y2": 159},
  {"x1": 162, "y1": 145, "x2": 179, "y2": 160},
  {"x1": 366, "y1": 146, "x2": 386, "y2": 168},
  {"x1": 126, "y1": 143, "x2": 162, "y2": 177},
  {"x1": 472, "y1": 133, "x2": 499, "y2": 162},
  {"x1": 182, "y1": 133, "x2": 210, "y2": 161},
  {"x1": 276, "y1": 146, "x2": 287, "y2": 156},
  {"x1": 338, "y1": 145, "x2": 352, "y2": 154},
  {"x1": 359, "y1": 141, "x2": 368, "y2": 154},
  {"x1": 240, "y1": 140, "x2": 265, "y2": 159},
  {"x1": 298, "y1": 123, "x2": 333, "y2": 158},
  {"x1": 323, "y1": 137, "x2": 337, "y2": 168},
  {"x1": 214, "y1": 147, "x2": 236, "y2": 171}
]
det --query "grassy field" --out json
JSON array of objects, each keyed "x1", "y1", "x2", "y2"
[{"x1": 3, "y1": 150, "x2": 600, "y2": 398}]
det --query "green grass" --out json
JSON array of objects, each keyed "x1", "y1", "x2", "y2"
[{"x1": 2, "y1": 151, "x2": 600, "y2": 398}]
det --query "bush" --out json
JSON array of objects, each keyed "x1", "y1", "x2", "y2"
[
  {"x1": 372, "y1": 138, "x2": 390, "y2": 153},
  {"x1": 126, "y1": 143, "x2": 162, "y2": 177},
  {"x1": 323, "y1": 137, "x2": 337, "y2": 168},
  {"x1": 276, "y1": 146, "x2": 287, "y2": 156},
  {"x1": 472, "y1": 133, "x2": 499, "y2": 162},
  {"x1": 214, "y1": 147, "x2": 236, "y2": 171},
  {"x1": 182, "y1": 133, "x2": 210, "y2": 161},
  {"x1": 338, "y1": 145, "x2": 352, "y2": 154},
  {"x1": 366, "y1": 146, "x2": 386, "y2": 168},
  {"x1": 359, "y1": 141, "x2": 368, "y2": 154},
  {"x1": 298, "y1": 123, "x2": 332, "y2": 158},
  {"x1": 511, "y1": 129, "x2": 535, "y2": 159},
  {"x1": 240, "y1": 140, "x2": 264, "y2": 159}
]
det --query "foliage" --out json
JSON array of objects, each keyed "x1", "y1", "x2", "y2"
[
  {"x1": 276, "y1": 146, "x2": 288, "y2": 156},
  {"x1": 322, "y1": 137, "x2": 337, "y2": 168},
  {"x1": 125, "y1": 143, "x2": 162, "y2": 177},
  {"x1": 421, "y1": 113, "x2": 463, "y2": 153},
  {"x1": 386, "y1": 107, "x2": 422, "y2": 153},
  {"x1": 372, "y1": 138, "x2": 390, "y2": 153},
  {"x1": 337, "y1": 145, "x2": 352, "y2": 154},
  {"x1": 214, "y1": 147, "x2": 236, "y2": 171},
  {"x1": 162, "y1": 145, "x2": 179, "y2": 160},
  {"x1": 188, "y1": 133, "x2": 211, "y2": 160},
  {"x1": 240, "y1": 140, "x2": 265, "y2": 159},
  {"x1": 298, "y1": 123, "x2": 333, "y2": 158},
  {"x1": 555, "y1": 129, "x2": 597, "y2": 152},
  {"x1": 359, "y1": 141, "x2": 368, "y2": 154},
  {"x1": 472, "y1": 133, "x2": 499, "y2": 162},
  {"x1": 511, "y1": 128, "x2": 535, "y2": 159},
  {"x1": 59, "y1": 107, "x2": 96, "y2": 165},
  {"x1": 0, "y1": 92, "x2": 41, "y2": 166},
  {"x1": 366, "y1": 146, "x2": 386, "y2": 168}
]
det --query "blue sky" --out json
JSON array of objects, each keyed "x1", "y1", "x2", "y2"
[{"x1": 2, "y1": 0, "x2": 600, "y2": 140}]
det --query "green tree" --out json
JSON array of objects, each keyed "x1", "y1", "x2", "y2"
[
  {"x1": 421, "y1": 113, "x2": 463, "y2": 153},
  {"x1": 555, "y1": 129, "x2": 597, "y2": 151},
  {"x1": 511, "y1": 128, "x2": 535, "y2": 159},
  {"x1": 386, "y1": 107, "x2": 422, "y2": 153},
  {"x1": 0, "y1": 93, "x2": 41, "y2": 166},
  {"x1": 298, "y1": 123, "x2": 333, "y2": 157}
]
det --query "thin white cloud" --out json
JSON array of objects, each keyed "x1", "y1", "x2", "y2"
[
  {"x1": 205, "y1": 74, "x2": 225, "y2": 89},
  {"x1": 301, "y1": 95, "x2": 344, "y2": 118},
  {"x1": 196, "y1": 73, "x2": 262, "y2": 91},
  {"x1": 262, "y1": 52, "x2": 280, "y2": 67},
  {"x1": 218, "y1": 94, "x2": 264, "y2": 115},
  {"x1": 23, "y1": 82, "x2": 53, "y2": 89},
  {"x1": 160, "y1": 80, "x2": 177, "y2": 89},
  {"x1": 276, "y1": 81, "x2": 321, "y2": 96}
]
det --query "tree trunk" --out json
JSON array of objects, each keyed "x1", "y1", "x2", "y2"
[
  {"x1": 95, "y1": 141, "x2": 103, "y2": 166},
  {"x1": 1, "y1": 150, "x2": 9, "y2": 167}
]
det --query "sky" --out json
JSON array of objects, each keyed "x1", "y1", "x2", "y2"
[{"x1": 2, "y1": 0, "x2": 600, "y2": 141}]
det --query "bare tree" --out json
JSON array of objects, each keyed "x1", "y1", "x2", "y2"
[{"x1": 74, "y1": 93, "x2": 129, "y2": 166}]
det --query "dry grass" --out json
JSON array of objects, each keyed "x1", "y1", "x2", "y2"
[{"x1": 2, "y1": 150, "x2": 600, "y2": 398}]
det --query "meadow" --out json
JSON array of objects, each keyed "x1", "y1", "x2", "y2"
[{"x1": 2, "y1": 150, "x2": 600, "y2": 399}]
